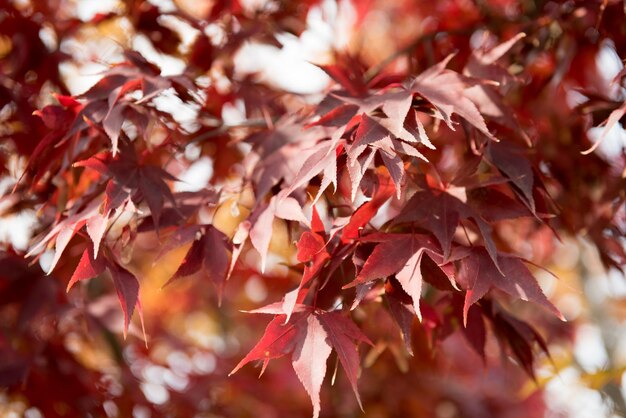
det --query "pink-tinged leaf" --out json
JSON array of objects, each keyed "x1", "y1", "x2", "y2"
[
  {"x1": 317, "y1": 150, "x2": 338, "y2": 203},
  {"x1": 390, "y1": 137, "x2": 428, "y2": 161},
  {"x1": 458, "y1": 248, "x2": 564, "y2": 325},
  {"x1": 317, "y1": 311, "x2": 371, "y2": 409},
  {"x1": 47, "y1": 221, "x2": 86, "y2": 274},
  {"x1": 395, "y1": 250, "x2": 424, "y2": 320},
  {"x1": 287, "y1": 143, "x2": 337, "y2": 199},
  {"x1": 346, "y1": 149, "x2": 376, "y2": 202},
  {"x1": 463, "y1": 34, "x2": 529, "y2": 144},
  {"x1": 582, "y1": 101, "x2": 626, "y2": 155},
  {"x1": 292, "y1": 314, "x2": 332, "y2": 418},
  {"x1": 87, "y1": 213, "x2": 109, "y2": 259},
  {"x1": 281, "y1": 287, "x2": 302, "y2": 324},
  {"x1": 379, "y1": 149, "x2": 405, "y2": 198},
  {"x1": 350, "y1": 282, "x2": 375, "y2": 310},
  {"x1": 73, "y1": 153, "x2": 110, "y2": 175},
  {"x1": 102, "y1": 104, "x2": 125, "y2": 155},
  {"x1": 381, "y1": 90, "x2": 413, "y2": 133},
  {"x1": 227, "y1": 221, "x2": 250, "y2": 281},
  {"x1": 412, "y1": 55, "x2": 496, "y2": 140},
  {"x1": 411, "y1": 113, "x2": 434, "y2": 148},
  {"x1": 26, "y1": 201, "x2": 100, "y2": 263},
  {"x1": 244, "y1": 302, "x2": 310, "y2": 315},
  {"x1": 348, "y1": 114, "x2": 390, "y2": 164},
  {"x1": 67, "y1": 247, "x2": 106, "y2": 292},
  {"x1": 111, "y1": 78, "x2": 143, "y2": 106},
  {"x1": 108, "y1": 263, "x2": 140, "y2": 338},
  {"x1": 274, "y1": 195, "x2": 309, "y2": 226},
  {"x1": 251, "y1": 196, "x2": 308, "y2": 273},
  {"x1": 250, "y1": 204, "x2": 276, "y2": 273},
  {"x1": 103, "y1": 180, "x2": 130, "y2": 215},
  {"x1": 229, "y1": 312, "x2": 307, "y2": 377}
]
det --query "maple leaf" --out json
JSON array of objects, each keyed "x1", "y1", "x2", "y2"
[
  {"x1": 65, "y1": 246, "x2": 141, "y2": 338},
  {"x1": 163, "y1": 226, "x2": 232, "y2": 300},
  {"x1": 78, "y1": 51, "x2": 196, "y2": 155},
  {"x1": 292, "y1": 314, "x2": 333, "y2": 418},
  {"x1": 108, "y1": 262, "x2": 141, "y2": 338},
  {"x1": 286, "y1": 141, "x2": 339, "y2": 202},
  {"x1": 484, "y1": 301, "x2": 550, "y2": 379},
  {"x1": 394, "y1": 187, "x2": 500, "y2": 268},
  {"x1": 246, "y1": 118, "x2": 328, "y2": 199},
  {"x1": 344, "y1": 233, "x2": 441, "y2": 320},
  {"x1": 229, "y1": 311, "x2": 309, "y2": 377},
  {"x1": 341, "y1": 173, "x2": 396, "y2": 242},
  {"x1": 75, "y1": 141, "x2": 178, "y2": 231},
  {"x1": 463, "y1": 33, "x2": 530, "y2": 144},
  {"x1": 347, "y1": 114, "x2": 427, "y2": 197},
  {"x1": 466, "y1": 186, "x2": 532, "y2": 222},
  {"x1": 384, "y1": 278, "x2": 416, "y2": 355},
  {"x1": 436, "y1": 293, "x2": 487, "y2": 360},
  {"x1": 317, "y1": 310, "x2": 372, "y2": 409},
  {"x1": 26, "y1": 200, "x2": 101, "y2": 274},
  {"x1": 318, "y1": 60, "x2": 369, "y2": 97},
  {"x1": 231, "y1": 308, "x2": 371, "y2": 416},
  {"x1": 486, "y1": 141, "x2": 536, "y2": 213},
  {"x1": 411, "y1": 54, "x2": 496, "y2": 141},
  {"x1": 296, "y1": 231, "x2": 326, "y2": 263},
  {"x1": 66, "y1": 247, "x2": 106, "y2": 292},
  {"x1": 283, "y1": 209, "x2": 331, "y2": 322},
  {"x1": 25, "y1": 98, "x2": 86, "y2": 190},
  {"x1": 305, "y1": 86, "x2": 435, "y2": 201},
  {"x1": 250, "y1": 194, "x2": 309, "y2": 272},
  {"x1": 455, "y1": 247, "x2": 564, "y2": 325}
]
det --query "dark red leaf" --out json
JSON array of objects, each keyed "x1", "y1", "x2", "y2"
[
  {"x1": 457, "y1": 248, "x2": 563, "y2": 324},
  {"x1": 107, "y1": 262, "x2": 140, "y2": 338},
  {"x1": 317, "y1": 311, "x2": 371, "y2": 409}
]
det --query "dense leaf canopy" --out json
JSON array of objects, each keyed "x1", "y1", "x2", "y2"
[{"x1": 1, "y1": 0, "x2": 626, "y2": 417}]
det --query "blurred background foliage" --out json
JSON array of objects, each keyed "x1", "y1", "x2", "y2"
[{"x1": 1, "y1": 0, "x2": 626, "y2": 417}]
